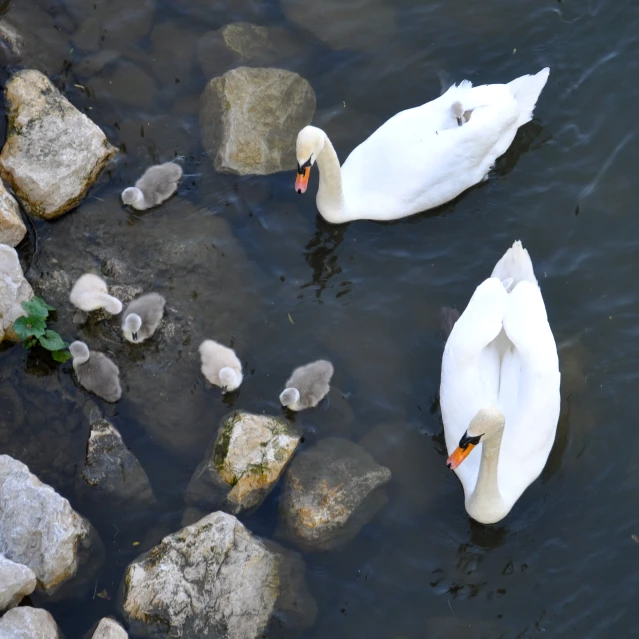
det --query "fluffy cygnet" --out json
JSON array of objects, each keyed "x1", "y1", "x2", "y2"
[
  {"x1": 121, "y1": 162, "x2": 183, "y2": 210},
  {"x1": 122, "y1": 292, "x2": 166, "y2": 343},
  {"x1": 198, "y1": 339, "x2": 243, "y2": 392},
  {"x1": 69, "y1": 273, "x2": 122, "y2": 314},
  {"x1": 280, "y1": 359, "x2": 334, "y2": 411},
  {"x1": 69, "y1": 341, "x2": 122, "y2": 403}
]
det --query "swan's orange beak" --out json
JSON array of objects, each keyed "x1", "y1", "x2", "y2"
[
  {"x1": 295, "y1": 166, "x2": 310, "y2": 194},
  {"x1": 447, "y1": 442, "x2": 476, "y2": 470}
]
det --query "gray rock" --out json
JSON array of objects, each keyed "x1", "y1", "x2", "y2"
[
  {"x1": 0, "y1": 454, "x2": 102, "y2": 595},
  {"x1": 91, "y1": 617, "x2": 129, "y2": 638},
  {"x1": 281, "y1": 0, "x2": 396, "y2": 52},
  {"x1": 278, "y1": 437, "x2": 392, "y2": 551},
  {"x1": 0, "y1": 70, "x2": 117, "y2": 220},
  {"x1": 200, "y1": 66, "x2": 315, "y2": 175},
  {"x1": 80, "y1": 418, "x2": 155, "y2": 510},
  {"x1": 0, "y1": 180, "x2": 26, "y2": 247},
  {"x1": 120, "y1": 511, "x2": 316, "y2": 639},
  {"x1": 185, "y1": 411, "x2": 300, "y2": 514},
  {"x1": 0, "y1": 607, "x2": 61, "y2": 639},
  {"x1": 197, "y1": 22, "x2": 304, "y2": 79},
  {"x1": 0, "y1": 243, "x2": 33, "y2": 343},
  {"x1": 0, "y1": 553, "x2": 36, "y2": 611}
]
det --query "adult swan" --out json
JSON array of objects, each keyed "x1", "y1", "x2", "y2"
[
  {"x1": 441, "y1": 241, "x2": 560, "y2": 525},
  {"x1": 295, "y1": 68, "x2": 549, "y2": 224}
]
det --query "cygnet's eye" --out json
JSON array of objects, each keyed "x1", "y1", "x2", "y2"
[{"x1": 459, "y1": 432, "x2": 482, "y2": 450}]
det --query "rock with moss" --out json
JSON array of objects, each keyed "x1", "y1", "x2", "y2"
[
  {"x1": 185, "y1": 410, "x2": 300, "y2": 514},
  {"x1": 200, "y1": 66, "x2": 315, "y2": 175},
  {"x1": 120, "y1": 511, "x2": 316, "y2": 639},
  {"x1": 0, "y1": 243, "x2": 33, "y2": 343},
  {"x1": 0, "y1": 454, "x2": 103, "y2": 597},
  {"x1": 79, "y1": 418, "x2": 155, "y2": 511},
  {"x1": 0, "y1": 607, "x2": 62, "y2": 638},
  {"x1": 0, "y1": 554, "x2": 36, "y2": 612},
  {"x1": 0, "y1": 69, "x2": 117, "y2": 220},
  {"x1": 0, "y1": 181, "x2": 26, "y2": 247},
  {"x1": 278, "y1": 437, "x2": 392, "y2": 551}
]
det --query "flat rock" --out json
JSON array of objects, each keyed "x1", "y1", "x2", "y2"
[
  {"x1": 0, "y1": 180, "x2": 26, "y2": 247},
  {"x1": 0, "y1": 243, "x2": 33, "y2": 343},
  {"x1": 0, "y1": 69, "x2": 117, "y2": 220},
  {"x1": 0, "y1": 454, "x2": 102, "y2": 595},
  {"x1": 120, "y1": 511, "x2": 316, "y2": 639},
  {"x1": 197, "y1": 22, "x2": 304, "y2": 79},
  {"x1": 185, "y1": 410, "x2": 300, "y2": 514},
  {"x1": 80, "y1": 418, "x2": 155, "y2": 511},
  {"x1": 200, "y1": 66, "x2": 315, "y2": 175},
  {"x1": 281, "y1": 0, "x2": 396, "y2": 52},
  {"x1": 0, "y1": 607, "x2": 61, "y2": 639},
  {"x1": 92, "y1": 617, "x2": 129, "y2": 638},
  {"x1": 278, "y1": 437, "x2": 392, "y2": 551},
  {"x1": 0, "y1": 553, "x2": 36, "y2": 612}
]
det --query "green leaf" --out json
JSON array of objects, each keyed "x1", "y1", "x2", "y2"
[
  {"x1": 51, "y1": 349, "x2": 71, "y2": 363},
  {"x1": 24, "y1": 337, "x2": 38, "y2": 349},
  {"x1": 21, "y1": 298, "x2": 50, "y2": 319},
  {"x1": 38, "y1": 330, "x2": 66, "y2": 352},
  {"x1": 37, "y1": 297, "x2": 56, "y2": 312},
  {"x1": 13, "y1": 315, "x2": 46, "y2": 340}
]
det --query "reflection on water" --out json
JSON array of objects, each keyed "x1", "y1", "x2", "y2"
[{"x1": 1, "y1": 0, "x2": 639, "y2": 636}]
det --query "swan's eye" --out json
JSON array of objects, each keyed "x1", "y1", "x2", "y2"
[
  {"x1": 459, "y1": 432, "x2": 482, "y2": 449},
  {"x1": 297, "y1": 157, "x2": 312, "y2": 174}
]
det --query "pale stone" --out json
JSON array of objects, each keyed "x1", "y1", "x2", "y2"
[
  {"x1": 0, "y1": 181, "x2": 26, "y2": 247},
  {"x1": 0, "y1": 69, "x2": 117, "y2": 219},
  {"x1": 0, "y1": 554, "x2": 36, "y2": 611},
  {"x1": 200, "y1": 66, "x2": 315, "y2": 175},
  {"x1": 92, "y1": 617, "x2": 129, "y2": 639},
  {"x1": 0, "y1": 607, "x2": 61, "y2": 638},
  {"x1": 0, "y1": 243, "x2": 33, "y2": 343}
]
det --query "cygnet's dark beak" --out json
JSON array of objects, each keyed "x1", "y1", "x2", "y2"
[
  {"x1": 456, "y1": 116, "x2": 463, "y2": 127},
  {"x1": 132, "y1": 332, "x2": 138, "y2": 341}
]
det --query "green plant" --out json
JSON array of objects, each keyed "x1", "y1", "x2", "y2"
[{"x1": 13, "y1": 297, "x2": 71, "y2": 363}]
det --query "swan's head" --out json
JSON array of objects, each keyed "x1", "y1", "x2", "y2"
[
  {"x1": 279, "y1": 387, "x2": 301, "y2": 409},
  {"x1": 69, "y1": 340, "x2": 90, "y2": 362},
  {"x1": 219, "y1": 367, "x2": 242, "y2": 393},
  {"x1": 446, "y1": 407, "x2": 505, "y2": 470},
  {"x1": 123, "y1": 313, "x2": 142, "y2": 341},
  {"x1": 295, "y1": 126, "x2": 325, "y2": 195},
  {"x1": 121, "y1": 187, "x2": 144, "y2": 209}
]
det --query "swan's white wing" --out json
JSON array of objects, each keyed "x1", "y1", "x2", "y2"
[
  {"x1": 340, "y1": 84, "x2": 519, "y2": 221},
  {"x1": 440, "y1": 278, "x2": 508, "y2": 496},
  {"x1": 498, "y1": 281, "x2": 561, "y2": 507}
]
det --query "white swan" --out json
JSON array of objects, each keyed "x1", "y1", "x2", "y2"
[
  {"x1": 440, "y1": 241, "x2": 560, "y2": 525},
  {"x1": 295, "y1": 68, "x2": 549, "y2": 223},
  {"x1": 69, "y1": 274, "x2": 122, "y2": 314},
  {"x1": 121, "y1": 162, "x2": 182, "y2": 211}
]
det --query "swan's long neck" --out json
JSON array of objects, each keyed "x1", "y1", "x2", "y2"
[
  {"x1": 466, "y1": 425, "x2": 507, "y2": 524},
  {"x1": 315, "y1": 134, "x2": 347, "y2": 223}
]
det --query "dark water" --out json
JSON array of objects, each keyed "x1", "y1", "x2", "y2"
[{"x1": 1, "y1": 0, "x2": 638, "y2": 636}]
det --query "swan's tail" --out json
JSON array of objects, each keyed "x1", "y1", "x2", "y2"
[
  {"x1": 507, "y1": 67, "x2": 550, "y2": 128},
  {"x1": 491, "y1": 240, "x2": 537, "y2": 290}
]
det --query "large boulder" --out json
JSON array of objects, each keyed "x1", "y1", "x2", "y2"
[
  {"x1": 0, "y1": 607, "x2": 61, "y2": 639},
  {"x1": 278, "y1": 437, "x2": 392, "y2": 550},
  {"x1": 0, "y1": 243, "x2": 33, "y2": 343},
  {"x1": 120, "y1": 511, "x2": 316, "y2": 639},
  {"x1": 80, "y1": 418, "x2": 155, "y2": 511},
  {"x1": 0, "y1": 455, "x2": 102, "y2": 596},
  {"x1": 280, "y1": 0, "x2": 396, "y2": 52},
  {"x1": 200, "y1": 66, "x2": 315, "y2": 175},
  {"x1": 0, "y1": 554, "x2": 36, "y2": 612},
  {"x1": 91, "y1": 617, "x2": 129, "y2": 638},
  {"x1": 0, "y1": 181, "x2": 26, "y2": 247},
  {"x1": 0, "y1": 69, "x2": 117, "y2": 220},
  {"x1": 185, "y1": 410, "x2": 300, "y2": 514}
]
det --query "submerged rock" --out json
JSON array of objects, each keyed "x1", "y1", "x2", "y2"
[
  {"x1": 0, "y1": 243, "x2": 33, "y2": 343},
  {"x1": 200, "y1": 66, "x2": 315, "y2": 175},
  {"x1": 120, "y1": 511, "x2": 316, "y2": 638},
  {"x1": 80, "y1": 418, "x2": 155, "y2": 511},
  {"x1": 197, "y1": 22, "x2": 303, "y2": 79},
  {"x1": 279, "y1": 437, "x2": 392, "y2": 551},
  {"x1": 0, "y1": 455, "x2": 102, "y2": 595},
  {"x1": 0, "y1": 180, "x2": 26, "y2": 248},
  {"x1": 0, "y1": 607, "x2": 61, "y2": 638},
  {"x1": 185, "y1": 410, "x2": 300, "y2": 514},
  {"x1": 91, "y1": 617, "x2": 129, "y2": 638},
  {"x1": 0, "y1": 69, "x2": 117, "y2": 220},
  {"x1": 0, "y1": 554, "x2": 36, "y2": 612},
  {"x1": 281, "y1": 0, "x2": 396, "y2": 52}
]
